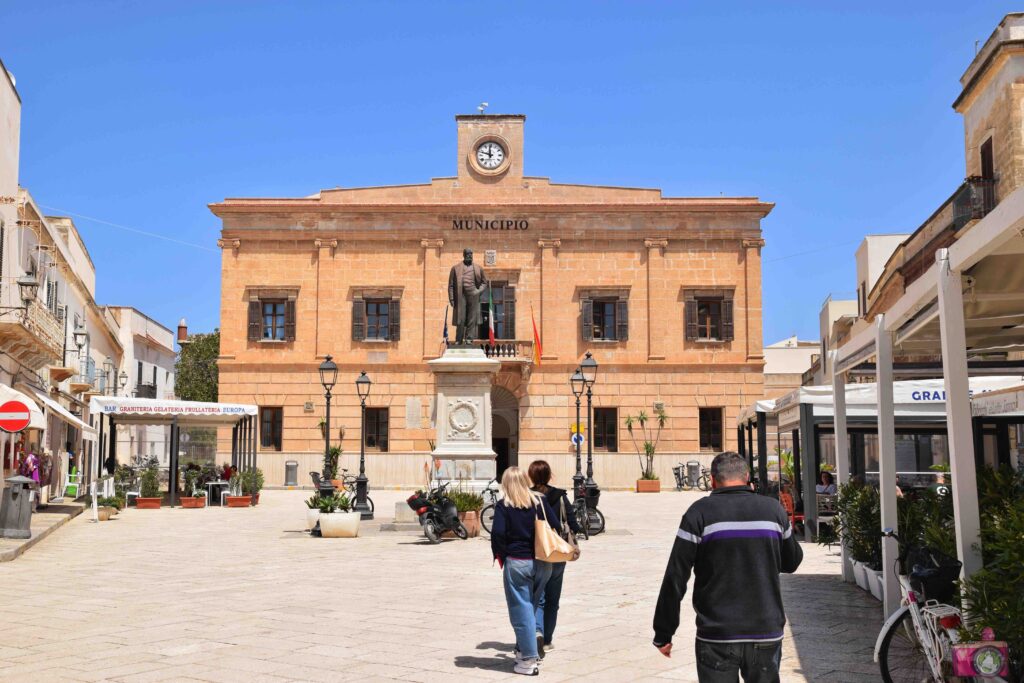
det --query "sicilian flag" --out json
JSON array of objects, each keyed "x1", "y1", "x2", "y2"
[
  {"x1": 487, "y1": 288, "x2": 496, "y2": 344},
  {"x1": 531, "y1": 304, "x2": 542, "y2": 365}
]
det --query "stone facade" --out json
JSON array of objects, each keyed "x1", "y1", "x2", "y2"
[{"x1": 211, "y1": 114, "x2": 772, "y2": 487}]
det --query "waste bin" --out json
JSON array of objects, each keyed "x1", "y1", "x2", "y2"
[
  {"x1": 686, "y1": 461, "x2": 701, "y2": 485},
  {"x1": 0, "y1": 475, "x2": 36, "y2": 539},
  {"x1": 284, "y1": 460, "x2": 298, "y2": 487}
]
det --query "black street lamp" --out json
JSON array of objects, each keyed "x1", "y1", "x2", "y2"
[
  {"x1": 570, "y1": 367, "x2": 585, "y2": 502},
  {"x1": 580, "y1": 351, "x2": 600, "y2": 506},
  {"x1": 354, "y1": 371, "x2": 373, "y2": 520},
  {"x1": 118, "y1": 370, "x2": 128, "y2": 396},
  {"x1": 318, "y1": 354, "x2": 338, "y2": 494}
]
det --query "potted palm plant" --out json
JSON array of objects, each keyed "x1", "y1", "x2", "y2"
[
  {"x1": 327, "y1": 445, "x2": 344, "y2": 489},
  {"x1": 136, "y1": 463, "x2": 162, "y2": 509},
  {"x1": 181, "y1": 467, "x2": 207, "y2": 508},
  {"x1": 242, "y1": 467, "x2": 264, "y2": 505},
  {"x1": 305, "y1": 494, "x2": 321, "y2": 530},
  {"x1": 225, "y1": 470, "x2": 251, "y2": 507},
  {"x1": 317, "y1": 492, "x2": 360, "y2": 538},
  {"x1": 450, "y1": 489, "x2": 484, "y2": 538},
  {"x1": 626, "y1": 408, "x2": 667, "y2": 493}
]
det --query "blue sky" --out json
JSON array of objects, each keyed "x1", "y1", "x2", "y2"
[{"x1": 2, "y1": 2, "x2": 1015, "y2": 342}]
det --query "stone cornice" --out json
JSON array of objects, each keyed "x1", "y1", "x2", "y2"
[
  {"x1": 644, "y1": 238, "x2": 669, "y2": 254},
  {"x1": 217, "y1": 238, "x2": 240, "y2": 251}
]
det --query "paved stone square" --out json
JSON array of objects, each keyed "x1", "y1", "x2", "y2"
[{"x1": 0, "y1": 489, "x2": 883, "y2": 682}]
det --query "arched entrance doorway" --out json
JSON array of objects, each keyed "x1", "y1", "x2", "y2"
[{"x1": 491, "y1": 386, "x2": 519, "y2": 479}]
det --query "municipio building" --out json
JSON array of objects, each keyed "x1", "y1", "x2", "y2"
[{"x1": 210, "y1": 114, "x2": 772, "y2": 488}]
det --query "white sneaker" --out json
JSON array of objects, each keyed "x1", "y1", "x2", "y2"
[
  {"x1": 513, "y1": 657, "x2": 539, "y2": 675},
  {"x1": 543, "y1": 643, "x2": 553, "y2": 652}
]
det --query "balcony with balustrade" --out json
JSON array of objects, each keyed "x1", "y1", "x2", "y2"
[{"x1": 0, "y1": 299, "x2": 64, "y2": 370}]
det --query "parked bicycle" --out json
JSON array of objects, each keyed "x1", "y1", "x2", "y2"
[
  {"x1": 672, "y1": 461, "x2": 710, "y2": 491},
  {"x1": 874, "y1": 528, "x2": 1011, "y2": 682},
  {"x1": 479, "y1": 478, "x2": 499, "y2": 534},
  {"x1": 572, "y1": 478, "x2": 605, "y2": 538},
  {"x1": 336, "y1": 469, "x2": 375, "y2": 515}
]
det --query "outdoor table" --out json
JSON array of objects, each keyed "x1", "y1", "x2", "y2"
[{"x1": 206, "y1": 480, "x2": 229, "y2": 506}]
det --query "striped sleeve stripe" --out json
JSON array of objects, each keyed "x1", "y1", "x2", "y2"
[
  {"x1": 676, "y1": 528, "x2": 702, "y2": 544},
  {"x1": 782, "y1": 525, "x2": 793, "y2": 539},
  {"x1": 702, "y1": 520, "x2": 784, "y2": 542}
]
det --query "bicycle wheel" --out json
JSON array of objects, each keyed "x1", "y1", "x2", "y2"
[
  {"x1": 480, "y1": 504, "x2": 495, "y2": 534},
  {"x1": 877, "y1": 610, "x2": 935, "y2": 683},
  {"x1": 588, "y1": 508, "x2": 606, "y2": 535},
  {"x1": 574, "y1": 502, "x2": 590, "y2": 541},
  {"x1": 697, "y1": 474, "x2": 711, "y2": 491}
]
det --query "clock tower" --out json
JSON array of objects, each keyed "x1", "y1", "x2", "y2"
[{"x1": 455, "y1": 113, "x2": 525, "y2": 185}]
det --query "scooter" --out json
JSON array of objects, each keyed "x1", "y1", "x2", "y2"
[{"x1": 406, "y1": 482, "x2": 468, "y2": 543}]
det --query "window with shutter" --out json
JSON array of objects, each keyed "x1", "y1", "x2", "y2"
[
  {"x1": 284, "y1": 299, "x2": 296, "y2": 341},
  {"x1": 247, "y1": 300, "x2": 261, "y2": 341},
  {"x1": 261, "y1": 300, "x2": 286, "y2": 340},
  {"x1": 699, "y1": 407, "x2": 723, "y2": 450},
  {"x1": 365, "y1": 408, "x2": 389, "y2": 451},
  {"x1": 581, "y1": 298, "x2": 594, "y2": 341},
  {"x1": 260, "y1": 407, "x2": 283, "y2": 451},
  {"x1": 389, "y1": 298, "x2": 401, "y2": 341},
  {"x1": 365, "y1": 300, "x2": 389, "y2": 340},
  {"x1": 352, "y1": 299, "x2": 366, "y2": 341}
]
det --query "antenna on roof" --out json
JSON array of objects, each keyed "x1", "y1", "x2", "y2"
[{"x1": 478, "y1": 102, "x2": 489, "y2": 114}]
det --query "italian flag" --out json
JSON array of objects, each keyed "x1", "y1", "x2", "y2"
[{"x1": 488, "y1": 287, "x2": 496, "y2": 344}]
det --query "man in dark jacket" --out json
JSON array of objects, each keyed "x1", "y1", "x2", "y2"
[{"x1": 652, "y1": 451, "x2": 803, "y2": 682}]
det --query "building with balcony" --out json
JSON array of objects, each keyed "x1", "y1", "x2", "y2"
[
  {"x1": 106, "y1": 306, "x2": 176, "y2": 463},
  {"x1": 211, "y1": 113, "x2": 773, "y2": 487}
]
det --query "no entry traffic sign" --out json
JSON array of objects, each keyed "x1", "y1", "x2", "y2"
[{"x1": 0, "y1": 400, "x2": 32, "y2": 433}]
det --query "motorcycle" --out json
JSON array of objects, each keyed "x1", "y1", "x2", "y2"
[{"x1": 406, "y1": 482, "x2": 468, "y2": 543}]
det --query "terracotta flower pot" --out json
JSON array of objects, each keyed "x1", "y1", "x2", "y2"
[
  {"x1": 181, "y1": 496, "x2": 206, "y2": 509},
  {"x1": 458, "y1": 511, "x2": 480, "y2": 538},
  {"x1": 97, "y1": 506, "x2": 115, "y2": 521},
  {"x1": 330, "y1": 480, "x2": 345, "y2": 490},
  {"x1": 135, "y1": 497, "x2": 162, "y2": 509},
  {"x1": 249, "y1": 493, "x2": 260, "y2": 505},
  {"x1": 225, "y1": 495, "x2": 251, "y2": 507},
  {"x1": 636, "y1": 479, "x2": 661, "y2": 493}
]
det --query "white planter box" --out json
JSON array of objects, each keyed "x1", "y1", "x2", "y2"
[
  {"x1": 320, "y1": 511, "x2": 360, "y2": 538},
  {"x1": 306, "y1": 508, "x2": 320, "y2": 531},
  {"x1": 867, "y1": 568, "x2": 884, "y2": 601},
  {"x1": 852, "y1": 560, "x2": 870, "y2": 591}
]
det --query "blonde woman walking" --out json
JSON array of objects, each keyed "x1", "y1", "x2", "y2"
[{"x1": 490, "y1": 466, "x2": 561, "y2": 676}]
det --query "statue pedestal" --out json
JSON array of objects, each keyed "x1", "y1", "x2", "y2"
[{"x1": 429, "y1": 347, "x2": 501, "y2": 488}]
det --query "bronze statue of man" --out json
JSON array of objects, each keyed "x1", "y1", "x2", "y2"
[{"x1": 448, "y1": 248, "x2": 489, "y2": 345}]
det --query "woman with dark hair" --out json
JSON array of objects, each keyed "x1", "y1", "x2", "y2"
[{"x1": 528, "y1": 459, "x2": 581, "y2": 653}]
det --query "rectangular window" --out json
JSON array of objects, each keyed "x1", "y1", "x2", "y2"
[
  {"x1": 365, "y1": 300, "x2": 390, "y2": 340},
  {"x1": 364, "y1": 408, "x2": 389, "y2": 452},
  {"x1": 478, "y1": 282, "x2": 516, "y2": 340},
  {"x1": 980, "y1": 137, "x2": 994, "y2": 180},
  {"x1": 699, "y1": 407, "x2": 723, "y2": 451},
  {"x1": 262, "y1": 300, "x2": 286, "y2": 340},
  {"x1": 260, "y1": 407, "x2": 283, "y2": 451},
  {"x1": 137, "y1": 361, "x2": 143, "y2": 386},
  {"x1": 593, "y1": 408, "x2": 618, "y2": 452},
  {"x1": 685, "y1": 293, "x2": 733, "y2": 341},
  {"x1": 696, "y1": 300, "x2": 722, "y2": 340},
  {"x1": 592, "y1": 299, "x2": 617, "y2": 340}
]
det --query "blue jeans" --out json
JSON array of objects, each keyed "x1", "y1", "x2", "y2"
[
  {"x1": 503, "y1": 559, "x2": 551, "y2": 658},
  {"x1": 536, "y1": 561, "x2": 565, "y2": 644}
]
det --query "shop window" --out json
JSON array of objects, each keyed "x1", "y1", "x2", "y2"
[
  {"x1": 364, "y1": 408, "x2": 389, "y2": 452},
  {"x1": 699, "y1": 407, "x2": 723, "y2": 451},
  {"x1": 581, "y1": 295, "x2": 628, "y2": 341},
  {"x1": 478, "y1": 282, "x2": 516, "y2": 340},
  {"x1": 260, "y1": 407, "x2": 283, "y2": 451},
  {"x1": 352, "y1": 296, "x2": 400, "y2": 341},
  {"x1": 247, "y1": 296, "x2": 296, "y2": 342},
  {"x1": 685, "y1": 291, "x2": 734, "y2": 341},
  {"x1": 594, "y1": 408, "x2": 618, "y2": 452}
]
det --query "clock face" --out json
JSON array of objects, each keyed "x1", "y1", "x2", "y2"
[{"x1": 476, "y1": 141, "x2": 505, "y2": 170}]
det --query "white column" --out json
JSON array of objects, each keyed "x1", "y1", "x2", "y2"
[
  {"x1": 936, "y1": 248, "x2": 984, "y2": 578},
  {"x1": 876, "y1": 314, "x2": 900, "y2": 616},
  {"x1": 830, "y1": 351, "x2": 854, "y2": 583}
]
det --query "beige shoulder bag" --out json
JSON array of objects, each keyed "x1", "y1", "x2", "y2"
[{"x1": 534, "y1": 498, "x2": 578, "y2": 563}]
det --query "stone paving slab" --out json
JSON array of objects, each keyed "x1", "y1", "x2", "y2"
[
  {"x1": 0, "y1": 499, "x2": 87, "y2": 561},
  {"x1": 0, "y1": 489, "x2": 884, "y2": 681}
]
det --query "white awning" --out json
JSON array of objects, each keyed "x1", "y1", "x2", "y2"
[
  {"x1": 88, "y1": 396, "x2": 258, "y2": 425},
  {"x1": 0, "y1": 384, "x2": 46, "y2": 430},
  {"x1": 29, "y1": 389, "x2": 98, "y2": 441}
]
